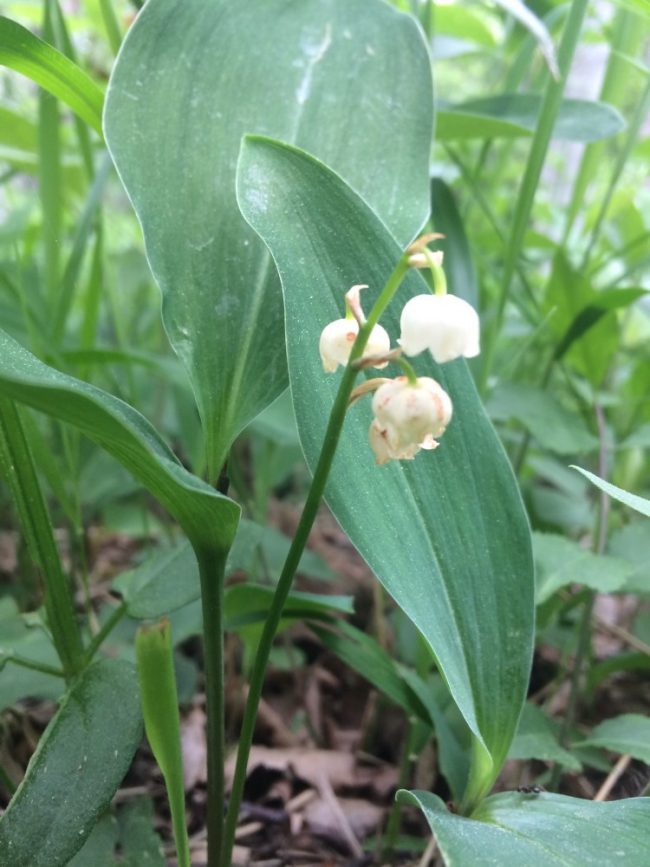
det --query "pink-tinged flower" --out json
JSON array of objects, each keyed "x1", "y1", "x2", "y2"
[
  {"x1": 319, "y1": 318, "x2": 390, "y2": 373},
  {"x1": 399, "y1": 294, "x2": 480, "y2": 363},
  {"x1": 369, "y1": 376, "x2": 452, "y2": 464}
]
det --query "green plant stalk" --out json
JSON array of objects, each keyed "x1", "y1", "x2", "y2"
[
  {"x1": 479, "y1": 0, "x2": 589, "y2": 392},
  {"x1": 136, "y1": 620, "x2": 191, "y2": 867},
  {"x1": 221, "y1": 255, "x2": 410, "y2": 867},
  {"x1": 0, "y1": 397, "x2": 84, "y2": 679},
  {"x1": 83, "y1": 601, "x2": 127, "y2": 665},
  {"x1": 39, "y1": 0, "x2": 62, "y2": 309},
  {"x1": 198, "y1": 546, "x2": 229, "y2": 867},
  {"x1": 0, "y1": 653, "x2": 66, "y2": 678},
  {"x1": 580, "y1": 75, "x2": 650, "y2": 269},
  {"x1": 98, "y1": 0, "x2": 123, "y2": 56},
  {"x1": 563, "y1": 8, "x2": 643, "y2": 242},
  {"x1": 382, "y1": 718, "x2": 418, "y2": 858},
  {"x1": 550, "y1": 403, "x2": 609, "y2": 790}
]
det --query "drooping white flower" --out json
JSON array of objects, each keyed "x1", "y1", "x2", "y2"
[
  {"x1": 319, "y1": 318, "x2": 390, "y2": 373},
  {"x1": 399, "y1": 294, "x2": 480, "y2": 363},
  {"x1": 369, "y1": 376, "x2": 452, "y2": 464}
]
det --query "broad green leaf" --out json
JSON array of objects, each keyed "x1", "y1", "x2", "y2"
[
  {"x1": 237, "y1": 137, "x2": 535, "y2": 796},
  {"x1": 582, "y1": 714, "x2": 650, "y2": 763},
  {"x1": 553, "y1": 287, "x2": 647, "y2": 362},
  {"x1": 533, "y1": 532, "x2": 636, "y2": 603},
  {"x1": 0, "y1": 327, "x2": 240, "y2": 554},
  {"x1": 117, "y1": 799, "x2": 164, "y2": 867},
  {"x1": 437, "y1": 95, "x2": 625, "y2": 142},
  {"x1": 67, "y1": 814, "x2": 117, "y2": 867},
  {"x1": 488, "y1": 383, "x2": 598, "y2": 456},
  {"x1": 104, "y1": 0, "x2": 433, "y2": 477},
  {"x1": 544, "y1": 253, "x2": 632, "y2": 386},
  {"x1": 0, "y1": 598, "x2": 62, "y2": 711},
  {"x1": 434, "y1": 5, "x2": 498, "y2": 48},
  {"x1": 431, "y1": 178, "x2": 478, "y2": 308},
  {"x1": 0, "y1": 16, "x2": 103, "y2": 135},
  {"x1": 508, "y1": 703, "x2": 580, "y2": 770},
  {"x1": 573, "y1": 468, "x2": 650, "y2": 518},
  {"x1": 400, "y1": 789, "x2": 650, "y2": 866},
  {"x1": 0, "y1": 659, "x2": 142, "y2": 867},
  {"x1": 608, "y1": 522, "x2": 650, "y2": 593},
  {"x1": 136, "y1": 622, "x2": 189, "y2": 867}
]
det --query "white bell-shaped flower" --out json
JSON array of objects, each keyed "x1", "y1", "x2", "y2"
[
  {"x1": 369, "y1": 376, "x2": 452, "y2": 464},
  {"x1": 399, "y1": 294, "x2": 480, "y2": 363},
  {"x1": 319, "y1": 318, "x2": 390, "y2": 373}
]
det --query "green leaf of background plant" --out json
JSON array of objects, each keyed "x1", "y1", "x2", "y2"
[
  {"x1": 581, "y1": 714, "x2": 650, "y2": 763},
  {"x1": 488, "y1": 383, "x2": 598, "y2": 455},
  {"x1": 508, "y1": 703, "x2": 581, "y2": 770},
  {"x1": 431, "y1": 178, "x2": 478, "y2": 308},
  {"x1": 491, "y1": 0, "x2": 559, "y2": 78},
  {"x1": 0, "y1": 327, "x2": 240, "y2": 554},
  {"x1": 104, "y1": 0, "x2": 433, "y2": 478},
  {"x1": 533, "y1": 532, "x2": 636, "y2": 603},
  {"x1": 237, "y1": 137, "x2": 535, "y2": 800},
  {"x1": 114, "y1": 518, "x2": 333, "y2": 618},
  {"x1": 136, "y1": 622, "x2": 189, "y2": 867},
  {"x1": 437, "y1": 95, "x2": 625, "y2": 142},
  {"x1": 0, "y1": 659, "x2": 142, "y2": 867},
  {"x1": 573, "y1": 468, "x2": 650, "y2": 518},
  {"x1": 399, "y1": 790, "x2": 650, "y2": 866},
  {"x1": 0, "y1": 16, "x2": 103, "y2": 135}
]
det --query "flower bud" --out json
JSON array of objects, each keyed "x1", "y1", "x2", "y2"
[
  {"x1": 398, "y1": 294, "x2": 480, "y2": 363},
  {"x1": 319, "y1": 318, "x2": 390, "y2": 373},
  {"x1": 369, "y1": 376, "x2": 452, "y2": 464}
]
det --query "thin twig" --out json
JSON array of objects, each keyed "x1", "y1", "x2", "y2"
[{"x1": 594, "y1": 753, "x2": 632, "y2": 802}]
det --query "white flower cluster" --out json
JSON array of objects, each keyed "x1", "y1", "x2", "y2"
[{"x1": 319, "y1": 261, "x2": 479, "y2": 465}]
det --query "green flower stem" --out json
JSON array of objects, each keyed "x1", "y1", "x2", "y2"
[
  {"x1": 0, "y1": 397, "x2": 84, "y2": 680},
  {"x1": 396, "y1": 356, "x2": 418, "y2": 385},
  {"x1": 221, "y1": 255, "x2": 410, "y2": 867},
  {"x1": 197, "y1": 547, "x2": 228, "y2": 867},
  {"x1": 479, "y1": 0, "x2": 589, "y2": 393}
]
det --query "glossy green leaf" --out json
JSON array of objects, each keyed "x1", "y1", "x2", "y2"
[
  {"x1": 533, "y1": 532, "x2": 636, "y2": 603},
  {"x1": 431, "y1": 178, "x2": 478, "y2": 308},
  {"x1": 399, "y1": 789, "x2": 650, "y2": 866},
  {"x1": 582, "y1": 714, "x2": 650, "y2": 763},
  {"x1": 572, "y1": 469, "x2": 650, "y2": 518},
  {"x1": 237, "y1": 137, "x2": 535, "y2": 797},
  {"x1": 0, "y1": 659, "x2": 142, "y2": 867},
  {"x1": 136, "y1": 622, "x2": 189, "y2": 867},
  {"x1": 0, "y1": 16, "x2": 103, "y2": 135},
  {"x1": 0, "y1": 327, "x2": 240, "y2": 554},
  {"x1": 104, "y1": 0, "x2": 433, "y2": 477},
  {"x1": 437, "y1": 95, "x2": 625, "y2": 142}
]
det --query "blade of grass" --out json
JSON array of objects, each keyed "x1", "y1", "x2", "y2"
[
  {"x1": 480, "y1": 0, "x2": 590, "y2": 392},
  {"x1": 580, "y1": 74, "x2": 650, "y2": 268},
  {"x1": 38, "y1": 1, "x2": 62, "y2": 312},
  {"x1": 0, "y1": 397, "x2": 84, "y2": 679},
  {"x1": 52, "y1": 153, "x2": 112, "y2": 342},
  {"x1": 0, "y1": 15, "x2": 104, "y2": 135},
  {"x1": 563, "y1": 8, "x2": 645, "y2": 242},
  {"x1": 98, "y1": 0, "x2": 123, "y2": 56}
]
